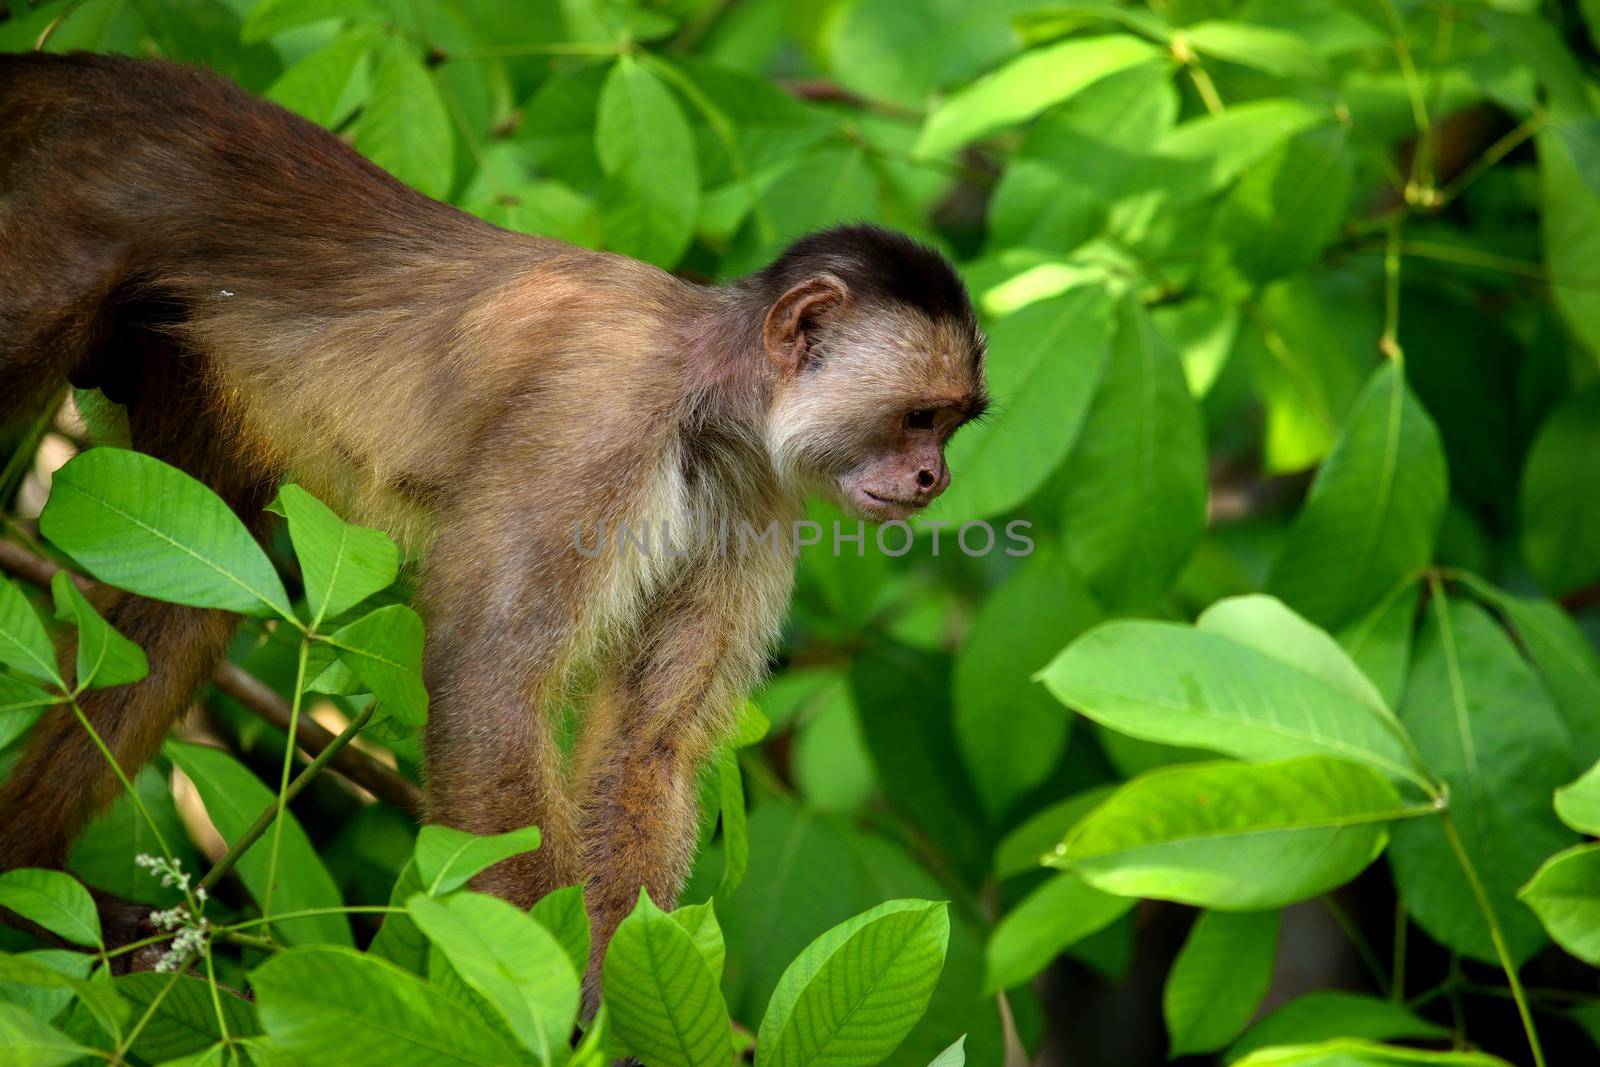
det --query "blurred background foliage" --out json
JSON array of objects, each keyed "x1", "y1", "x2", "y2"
[{"x1": 4, "y1": 0, "x2": 1600, "y2": 1063}]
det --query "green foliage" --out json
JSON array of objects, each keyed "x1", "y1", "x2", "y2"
[
  {"x1": 5, "y1": 0, "x2": 1600, "y2": 1061},
  {"x1": 1163, "y1": 909, "x2": 1279, "y2": 1056}
]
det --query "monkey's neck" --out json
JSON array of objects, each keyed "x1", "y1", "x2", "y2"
[{"x1": 677, "y1": 286, "x2": 776, "y2": 434}]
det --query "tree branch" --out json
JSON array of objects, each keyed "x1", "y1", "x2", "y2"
[{"x1": 0, "y1": 539, "x2": 423, "y2": 815}]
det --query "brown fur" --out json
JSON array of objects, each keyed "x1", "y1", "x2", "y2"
[{"x1": 0, "y1": 52, "x2": 985, "y2": 983}]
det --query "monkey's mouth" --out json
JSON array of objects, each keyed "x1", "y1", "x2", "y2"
[{"x1": 850, "y1": 486, "x2": 920, "y2": 521}]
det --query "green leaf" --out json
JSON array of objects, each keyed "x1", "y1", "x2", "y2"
[
  {"x1": 715, "y1": 749, "x2": 750, "y2": 901},
  {"x1": 1519, "y1": 385, "x2": 1600, "y2": 596},
  {"x1": 1153, "y1": 99, "x2": 1328, "y2": 200},
  {"x1": 1214, "y1": 125, "x2": 1352, "y2": 284},
  {"x1": 984, "y1": 872, "x2": 1131, "y2": 991},
  {"x1": 757, "y1": 898, "x2": 949, "y2": 1067},
  {"x1": 327, "y1": 604, "x2": 429, "y2": 729},
  {"x1": 0, "y1": 869, "x2": 101, "y2": 948},
  {"x1": 914, "y1": 35, "x2": 1161, "y2": 157},
  {"x1": 0, "y1": 580, "x2": 60, "y2": 689},
  {"x1": 1387, "y1": 597, "x2": 1578, "y2": 964},
  {"x1": 670, "y1": 58, "x2": 832, "y2": 189},
  {"x1": 354, "y1": 38, "x2": 453, "y2": 200},
  {"x1": 934, "y1": 287, "x2": 1112, "y2": 522},
  {"x1": 252, "y1": 946, "x2": 521, "y2": 1066},
  {"x1": 1541, "y1": 119, "x2": 1600, "y2": 366},
  {"x1": 0, "y1": 674, "x2": 56, "y2": 716},
  {"x1": 69, "y1": 767, "x2": 195, "y2": 905},
  {"x1": 1164, "y1": 910, "x2": 1279, "y2": 1055},
  {"x1": 928, "y1": 1035, "x2": 966, "y2": 1067},
  {"x1": 165, "y1": 741, "x2": 351, "y2": 946},
  {"x1": 413, "y1": 824, "x2": 542, "y2": 896},
  {"x1": 1518, "y1": 842, "x2": 1600, "y2": 965},
  {"x1": 826, "y1": 0, "x2": 1024, "y2": 108},
  {"x1": 987, "y1": 63, "x2": 1178, "y2": 255},
  {"x1": 993, "y1": 786, "x2": 1114, "y2": 881},
  {"x1": 1338, "y1": 580, "x2": 1420, "y2": 714},
  {"x1": 1052, "y1": 757, "x2": 1416, "y2": 909},
  {"x1": 1231, "y1": 1037, "x2": 1512, "y2": 1065},
  {"x1": 1266, "y1": 364, "x2": 1447, "y2": 630},
  {"x1": 1060, "y1": 299, "x2": 1208, "y2": 609},
  {"x1": 530, "y1": 884, "x2": 590, "y2": 979},
  {"x1": 1461, "y1": 576, "x2": 1600, "y2": 757},
  {"x1": 368, "y1": 860, "x2": 428, "y2": 974},
  {"x1": 114, "y1": 972, "x2": 257, "y2": 1062},
  {"x1": 407, "y1": 891, "x2": 580, "y2": 1064},
  {"x1": 271, "y1": 484, "x2": 398, "y2": 627},
  {"x1": 1556, "y1": 759, "x2": 1600, "y2": 836},
  {"x1": 0, "y1": 1002, "x2": 95, "y2": 1067},
  {"x1": 39, "y1": 448, "x2": 292, "y2": 620},
  {"x1": 516, "y1": 62, "x2": 608, "y2": 190},
  {"x1": 0, "y1": 954, "x2": 126, "y2": 1042},
  {"x1": 596, "y1": 55, "x2": 699, "y2": 267},
  {"x1": 0, "y1": 950, "x2": 89, "y2": 1025},
  {"x1": 603, "y1": 889, "x2": 732, "y2": 1067},
  {"x1": 955, "y1": 545, "x2": 1099, "y2": 818},
  {"x1": 850, "y1": 647, "x2": 988, "y2": 881},
  {"x1": 671, "y1": 900, "x2": 727, "y2": 979},
  {"x1": 264, "y1": 30, "x2": 373, "y2": 128},
  {"x1": 1228, "y1": 991, "x2": 1446, "y2": 1062},
  {"x1": 1182, "y1": 21, "x2": 1325, "y2": 79},
  {"x1": 241, "y1": 0, "x2": 381, "y2": 41},
  {"x1": 1039, "y1": 615, "x2": 1429, "y2": 790},
  {"x1": 1199, "y1": 595, "x2": 1398, "y2": 728},
  {"x1": 50, "y1": 572, "x2": 147, "y2": 690},
  {"x1": 1243, "y1": 275, "x2": 1374, "y2": 474}
]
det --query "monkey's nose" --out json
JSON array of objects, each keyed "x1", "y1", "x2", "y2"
[{"x1": 916, "y1": 468, "x2": 937, "y2": 491}]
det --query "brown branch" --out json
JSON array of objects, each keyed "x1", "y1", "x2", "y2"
[{"x1": 0, "y1": 539, "x2": 423, "y2": 815}]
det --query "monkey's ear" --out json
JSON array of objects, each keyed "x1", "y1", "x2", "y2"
[{"x1": 763, "y1": 274, "x2": 849, "y2": 376}]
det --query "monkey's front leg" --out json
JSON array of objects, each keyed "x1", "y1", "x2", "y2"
[{"x1": 569, "y1": 566, "x2": 778, "y2": 997}]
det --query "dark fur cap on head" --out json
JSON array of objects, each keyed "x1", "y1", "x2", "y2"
[{"x1": 751, "y1": 224, "x2": 980, "y2": 335}]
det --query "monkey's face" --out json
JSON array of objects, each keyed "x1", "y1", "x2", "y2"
[{"x1": 763, "y1": 288, "x2": 987, "y2": 521}]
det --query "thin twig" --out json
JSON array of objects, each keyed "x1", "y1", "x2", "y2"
[
  {"x1": 199, "y1": 702, "x2": 377, "y2": 895},
  {"x1": 0, "y1": 539, "x2": 422, "y2": 813}
]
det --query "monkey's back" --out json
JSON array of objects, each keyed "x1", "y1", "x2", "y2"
[{"x1": 0, "y1": 52, "x2": 697, "y2": 539}]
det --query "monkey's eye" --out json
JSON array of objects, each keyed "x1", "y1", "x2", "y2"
[{"x1": 905, "y1": 408, "x2": 936, "y2": 431}]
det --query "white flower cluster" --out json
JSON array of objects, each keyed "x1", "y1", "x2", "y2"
[{"x1": 134, "y1": 854, "x2": 210, "y2": 972}]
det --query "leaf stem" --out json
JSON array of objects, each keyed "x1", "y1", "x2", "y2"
[
  {"x1": 200, "y1": 698, "x2": 375, "y2": 896},
  {"x1": 1439, "y1": 811, "x2": 1545, "y2": 1067},
  {"x1": 261, "y1": 638, "x2": 311, "y2": 929},
  {"x1": 1321, "y1": 895, "x2": 1391, "y2": 995},
  {"x1": 1391, "y1": 898, "x2": 1407, "y2": 1002}
]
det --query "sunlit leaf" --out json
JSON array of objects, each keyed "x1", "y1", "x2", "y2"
[
  {"x1": 0, "y1": 869, "x2": 101, "y2": 949},
  {"x1": 39, "y1": 448, "x2": 292, "y2": 620},
  {"x1": 757, "y1": 899, "x2": 949, "y2": 1066},
  {"x1": 1518, "y1": 842, "x2": 1600, "y2": 965},
  {"x1": 915, "y1": 35, "x2": 1161, "y2": 157},
  {"x1": 413, "y1": 824, "x2": 542, "y2": 896},
  {"x1": 1051, "y1": 757, "x2": 1417, "y2": 909},
  {"x1": 50, "y1": 572, "x2": 147, "y2": 690},
  {"x1": 407, "y1": 891, "x2": 580, "y2": 1064},
  {"x1": 252, "y1": 946, "x2": 520, "y2": 1065},
  {"x1": 603, "y1": 890, "x2": 732, "y2": 1067}
]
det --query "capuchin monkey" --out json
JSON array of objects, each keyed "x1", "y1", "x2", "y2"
[{"x1": 0, "y1": 52, "x2": 987, "y2": 986}]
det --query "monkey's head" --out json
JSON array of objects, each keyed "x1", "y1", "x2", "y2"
[{"x1": 753, "y1": 225, "x2": 988, "y2": 522}]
